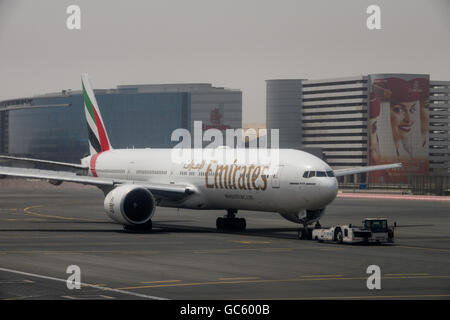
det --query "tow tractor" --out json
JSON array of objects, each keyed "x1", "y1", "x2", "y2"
[{"x1": 311, "y1": 218, "x2": 395, "y2": 244}]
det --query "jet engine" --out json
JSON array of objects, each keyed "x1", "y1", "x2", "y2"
[{"x1": 104, "y1": 184, "x2": 156, "y2": 228}]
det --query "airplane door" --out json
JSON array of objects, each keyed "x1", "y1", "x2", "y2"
[
  {"x1": 271, "y1": 165, "x2": 284, "y2": 188},
  {"x1": 127, "y1": 161, "x2": 136, "y2": 180},
  {"x1": 169, "y1": 163, "x2": 175, "y2": 184}
]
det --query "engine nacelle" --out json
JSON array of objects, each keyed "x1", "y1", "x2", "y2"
[{"x1": 104, "y1": 184, "x2": 156, "y2": 226}]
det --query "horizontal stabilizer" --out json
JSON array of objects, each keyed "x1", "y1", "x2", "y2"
[{"x1": 0, "y1": 155, "x2": 87, "y2": 169}]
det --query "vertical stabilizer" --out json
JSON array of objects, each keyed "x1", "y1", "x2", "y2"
[{"x1": 81, "y1": 73, "x2": 112, "y2": 154}]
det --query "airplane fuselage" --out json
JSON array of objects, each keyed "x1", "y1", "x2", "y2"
[{"x1": 82, "y1": 148, "x2": 338, "y2": 223}]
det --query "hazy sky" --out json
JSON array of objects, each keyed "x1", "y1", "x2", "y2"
[{"x1": 0, "y1": 0, "x2": 449, "y2": 123}]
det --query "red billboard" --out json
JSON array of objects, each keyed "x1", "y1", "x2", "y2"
[{"x1": 368, "y1": 74, "x2": 429, "y2": 184}]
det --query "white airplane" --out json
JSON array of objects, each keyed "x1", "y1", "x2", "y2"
[{"x1": 0, "y1": 74, "x2": 401, "y2": 238}]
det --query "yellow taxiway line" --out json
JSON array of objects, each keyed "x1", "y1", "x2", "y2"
[
  {"x1": 240, "y1": 294, "x2": 450, "y2": 300},
  {"x1": 23, "y1": 205, "x2": 102, "y2": 222},
  {"x1": 140, "y1": 280, "x2": 182, "y2": 284},
  {"x1": 115, "y1": 274, "x2": 450, "y2": 290}
]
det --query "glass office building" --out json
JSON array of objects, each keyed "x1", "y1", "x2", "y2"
[{"x1": 0, "y1": 83, "x2": 242, "y2": 163}]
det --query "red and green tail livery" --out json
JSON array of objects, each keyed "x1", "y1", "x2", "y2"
[{"x1": 81, "y1": 73, "x2": 112, "y2": 155}]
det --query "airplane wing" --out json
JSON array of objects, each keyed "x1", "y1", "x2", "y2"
[
  {"x1": 0, "y1": 155, "x2": 87, "y2": 169},
  {"x1": 333, "y1": 163, "x2": 402, "y2": 177},
  {"x1": 0, "y1": 166, "x2": 193, "y2": 201}
]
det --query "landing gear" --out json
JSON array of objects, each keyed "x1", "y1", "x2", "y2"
[
  {"x1": 297, "y1": 224, "x2": 312, "y2": 240},
  {"x1": 216, "y1": 209, "x2": 246, "y2": 231},
  {"x1": 123, "y1": 219, "x2": 153, "y2": 233}
]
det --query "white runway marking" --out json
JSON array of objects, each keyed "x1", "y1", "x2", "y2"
[
  {"x1": 0, "y1": 279, "x2": 34, "y2": 284},
  {"x1": 61, "y1": 295, "x2": 115, "y2": 300},
  {"x1": 0, "y1": 267, "x2": 168, "y2": 300}
]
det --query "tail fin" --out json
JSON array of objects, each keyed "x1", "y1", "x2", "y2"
[{"x1": 81, "y1": 73, "x2": 112, "y2": 155}]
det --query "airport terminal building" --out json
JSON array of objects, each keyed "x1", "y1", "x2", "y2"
[
  {"x1": 0, "y1": 83, "x2": 242, "y2": 163},
  {"x1": 267, "y1": 74, "x2": 450, "y2": 185}
]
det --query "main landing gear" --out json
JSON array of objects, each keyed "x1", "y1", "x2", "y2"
[
  {"x1": 297, "y1": 221, "x2": 321, "y2": 239},
  {"x1": 123, "y1": 220, "x2": 153, "y2": 233},
  {"x1": 216, "y1": 209, "x2": 246, "y2": 231}
]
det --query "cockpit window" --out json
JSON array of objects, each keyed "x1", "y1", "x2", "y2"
[
  {"x1": 304, "y1": 170, "x2": 334, "y2": 178},
  {"x1": 316, "y1": 171, "x2": 327, "y2": 177}
]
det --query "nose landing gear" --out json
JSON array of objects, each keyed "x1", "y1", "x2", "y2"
[
  {"x1": 297, "y1": 223, "x2": 313, "y2": 240},
  {"x1": 216, "y1": 209, "x2": 246, "y2": 231}
]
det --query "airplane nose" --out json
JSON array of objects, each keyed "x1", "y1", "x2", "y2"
[{"x1": 321, "y1": 178, "x2": 338, "y2": 205}]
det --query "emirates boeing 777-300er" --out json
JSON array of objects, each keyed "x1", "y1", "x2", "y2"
[{"x1": 0, "y1": 74, "x2": 401, "y2": 238}]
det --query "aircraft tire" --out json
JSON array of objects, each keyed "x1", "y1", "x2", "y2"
[
  {"x1": 216, "y1": 217, "x2": 224, "y2": 230},
  {"x1": 123, "y1": 220, "x2": 153, "y2": 233},
  {"x1": 237, "y1": 218, "x2": 246, "y2": 231},
  {"x1": 217, "y1": 217, "x2": 246, "y2": 231}
]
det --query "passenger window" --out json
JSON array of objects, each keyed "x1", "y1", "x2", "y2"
[
  {"x1": 317, "y1": 171, "x2": 326, "y2": 177},
  {"x1": 303, "y1": 171, "x2": 309, "y2": 178},
  {"x1": 326, "y1": 171, "x2": 335, "y2": 177}
]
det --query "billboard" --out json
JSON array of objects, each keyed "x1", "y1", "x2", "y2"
[{"x1": 368, "y1": 74, "x2": 429, "y2": 183}]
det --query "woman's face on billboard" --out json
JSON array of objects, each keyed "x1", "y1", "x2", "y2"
[{"x1": 390, "y1": 101, "x2": 417, "y2": 142}]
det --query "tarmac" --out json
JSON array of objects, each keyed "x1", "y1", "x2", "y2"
[{"x1": 0, "y1": 180, "x2": 449, "y2": 300}]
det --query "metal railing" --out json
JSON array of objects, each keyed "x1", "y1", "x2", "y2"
[{"x1": 339, "y1": 175, "x2": 450, "y2": 196}]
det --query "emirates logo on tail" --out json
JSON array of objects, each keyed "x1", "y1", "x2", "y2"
[{"x1": 81, "y1": 73, "x2": 112, "y2": 155}]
